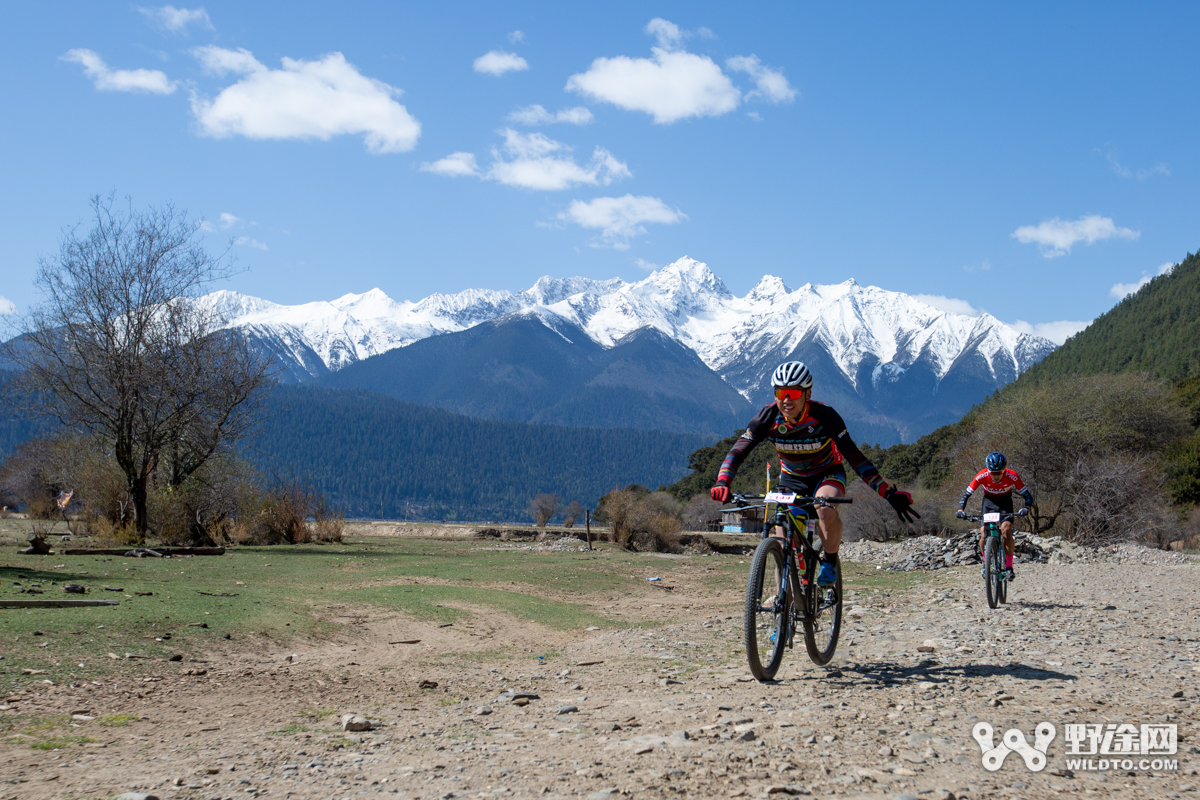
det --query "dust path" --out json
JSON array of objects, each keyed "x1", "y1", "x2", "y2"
[{"x1": 2, "y1": 555, "x2": 1198, "y2": 800}]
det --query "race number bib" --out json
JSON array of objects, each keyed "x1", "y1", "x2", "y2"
[
  {"x1": 766, "y1": 491, "x2": 797, "y2": 504},
  {"x1": 983, "y1": 512, "x2": 1001, "y2": 523}
]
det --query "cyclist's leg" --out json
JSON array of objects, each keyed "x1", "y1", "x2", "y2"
[
  {"x1": 813, "y1": 468, "x2": 846, "y2": 585},
  {"x1": 814, "y1": 477, "x2": 846, "y2": 554}
]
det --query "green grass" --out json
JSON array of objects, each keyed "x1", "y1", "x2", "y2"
[
  {"x1": 31, "y1": 734, "x2": 94, "y2": 749},
  {"x1": 97, "y1": 713, "x2": 137, "y2": 727},
  {"x1": 0, "y1": 529, "x2": 944, "y2": 692}
]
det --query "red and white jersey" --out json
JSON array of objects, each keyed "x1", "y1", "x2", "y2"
[{"x1": 965, "y1": 468, "x2": 1029, "y2": 498}]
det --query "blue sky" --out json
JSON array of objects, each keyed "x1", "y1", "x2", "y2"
[{"x1": 2, "y1": 2, "x2": 1197, "y2": 344}]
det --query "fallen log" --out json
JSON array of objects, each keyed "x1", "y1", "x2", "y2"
[
  {"x1": 0, "y1": 599, "x2": 119, "y2": 608},
  {"x1": 60, "y1": 546, "x2": 226, "y2": 556}
]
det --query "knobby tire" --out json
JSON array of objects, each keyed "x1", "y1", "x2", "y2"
[
  {"x1": 802, "y1": 549, "x2": 842, "y2": 666},
  {"x1": 985, "y1": 535, "x2": 1001, "y2": 609},
  {"x1": 744, "y1": 537, "x2": 789, "y2": 681}
]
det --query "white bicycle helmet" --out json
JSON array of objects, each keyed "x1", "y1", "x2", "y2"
[{"x1": 772, "y1": 361, "x2": 813, "y2": 389}]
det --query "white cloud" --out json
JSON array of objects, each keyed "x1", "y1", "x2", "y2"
[
  {"x1": 912, "y1": 294, "x2": 979, "y2": 316},
  {"x1": 634, "y1": 258, "x2": 659, "y2": 271},
  {"x1": 473, "y1": 50, "x2": 529, "y2": 76},
  {"x1": 1011, "y1": 214, "x2": 1139, "y2": 258},
  {"x1": 566, "y1": 19, "x2": 740, "y2": 124},
  {"x1": 420, "y1": 152, "x2": 480, "y2": 177},
  {"x1": 962, "y1": 260, "x2": 992, "y2": 272},
  {"x1": 507, "y1": 104, "x2": 593, "y2": 125},
  {"x1": 645, "y1": 18, "x2": 684, "y2": 49},
  {"x1": 487, "y1": 129, "x2": 629, "y2": 190},
  {"x1": 1109, "y1": 261, "x2": 1175, "y2": 299},
  {"x1": 1104, "y1": 148, "x2": 1170, "y2": 181},
  {"x1": 189, "y1": 47, "x2": 420, "y2": 153},
  {"x1": 139, "y1": 5, "x2": 213, "y2": 32},
  {"x1": 508, "y1": 30, "x2": 525, "y2": 44},
  {"x1": 558, "y1": 194, "x2": 685, "y2": 248},
  {"x1": 726, "y1": 55, "x2": 796, "y2": 103},
  {"x1": 219, "y1": 212, "x2": 240, "y2": 228},
  {"x1": 0, "y1": 295, "x2": 16, "y2": 315},
  {"x1": 233, "y1": 236, "x2": 268, "y2": 250},
  {"x1": 198, "y1": 220, "x2": 215, "y2": 232},
  {"x1": 1008, "y1": 319, "x2": 1092, "y2": 345},
  {"x1": 424, "y1": 131, "x2": 630, "y2": 191},
  {"x1": 194, "y1": 45, "x2": 260, "y2": 75},
  {"x1": 62, "y1": 49, "x2": 176, "y2": 94}
]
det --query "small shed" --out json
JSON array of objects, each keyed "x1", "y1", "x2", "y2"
[{"x1": 721, "y1": 506, "x2": 763, "y2": 534}]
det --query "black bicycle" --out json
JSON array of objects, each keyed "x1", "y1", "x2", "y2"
[
  {"x1": 732, "y1": 492, "x2": 852, "y2": 680},
  {"x1": 965, "y1": 509, "x2": 1026, "y2": 608}
]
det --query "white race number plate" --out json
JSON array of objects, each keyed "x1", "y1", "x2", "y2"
[
  {"x1": 765, "y1": 491, "x2": 797, "y2": 504},
  {"x1": 982, "y1": 512, "x2": 1001, "y2": 522}
]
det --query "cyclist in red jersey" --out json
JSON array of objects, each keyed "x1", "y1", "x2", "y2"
[
  {"x1": 710, "y1": 361, "x2": 920, "y2": 588},
  {"x1": 955, "y1": 451, "x2": 1034, "y2": 580}
]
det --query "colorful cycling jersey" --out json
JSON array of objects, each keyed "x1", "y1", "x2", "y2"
[
  {"x1": 715, "y1": 400, "x2": 891, "y2": 497},
  {"x1": 959, "y1": 468, "x2": 1034, "y2": 509}
]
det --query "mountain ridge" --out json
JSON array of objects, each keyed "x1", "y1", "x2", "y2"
[{"x1": 208, "y1": 257, "x2": 1058, "y2": 443}]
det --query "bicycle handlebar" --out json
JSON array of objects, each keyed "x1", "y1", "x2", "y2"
[
  {"x1": 964, "y1": 508, "x2": 1028, "y2": 522},
  {"x1": 730, "y1": 493, "x2": 853, "y2": 508}
]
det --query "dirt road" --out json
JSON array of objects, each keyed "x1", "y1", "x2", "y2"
[{"x1": 2, "y1": 544, "x2": 1197, "y2": 800}]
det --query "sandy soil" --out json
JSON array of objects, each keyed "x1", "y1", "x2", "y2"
[{"x1": 2, "y1": 537, "x2": 1198, "y2": 800}]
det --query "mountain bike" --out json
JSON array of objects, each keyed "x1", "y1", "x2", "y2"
[
  {"x1": 733, "y1": 491, "x2": 852, "y2": 680},
  {"x1": 966, "y1": 509, "x2": 1026, "y2": 608}
]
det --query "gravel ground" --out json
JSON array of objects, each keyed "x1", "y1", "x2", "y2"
[{"x1": 2, "y1": 551, "x2": 1198, "y2": 800}]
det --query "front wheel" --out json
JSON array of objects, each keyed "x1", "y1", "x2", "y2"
[
  {"x1": 984, "y1": 535, "x2": 1001, "y2": 609},
  {"x1": 802, "y1": 555, "x2": 842, "y2": 666},
  {"x1": 744, "y1": 537, "x2": 790, "y2": 681}
]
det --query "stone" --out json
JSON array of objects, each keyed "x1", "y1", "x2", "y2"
[
  {"x1": 556, "y1": 705, "x2": 578, "y2": 715},
  {"x1": 341, "y1": 714, "x2": 373, "y2": 732},
  {"x1": 476, "y1": 705, "x2": 493, "y2": 716},
  {"x1": 736, "y1": 729, "x2": 757, "y2": 742},
  {"x1": 115, "y1": 794, "x2": 160, "y2": 800}
]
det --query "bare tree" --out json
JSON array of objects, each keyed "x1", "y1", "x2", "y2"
[
  {"x1": 527, "y1": 493, "x2": 561, "y2": 527},
  {"x1": 681, "y1": 493, "x2": 722, "y2": 531},
  {"x1": 932, "y1": 373, "x2": 1189, "y2": 542},
  {"x1": 5, "y1": 196, "x2": 274, "y2": 540},
  {"x1": 561, "y1": 500, "x2": 584, "y2": 528}
]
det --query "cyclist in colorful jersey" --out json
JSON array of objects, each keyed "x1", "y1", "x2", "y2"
[
  {"x1": 710, "y1": 361, "x2": 920, "y2": 587},
  {"x1": 955, "y1": 451, "x2": 1034, "y2": 581}
]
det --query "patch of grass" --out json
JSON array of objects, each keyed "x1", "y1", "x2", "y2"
[
  {"x1": 31, "y1": 734, "x2": 94, "y2": 750},
  {"x1": 26, "y1": 714, "x2": 68, "y2": 732},
  {"x1": 438, "y1": 697, "x2": 462, "y2": 706},
  {"x1": 300, "y1": 708, "x2": 338, "y2": 720},
  {"x1": 272, "y1": 723, "x2": 307, "y2": 735},
  {"x1": 97, "y1": 713, "x2": 138, "y2": 727},
  {"x1": 0, "y1": 533, "x2": 778, "y2": 691}
]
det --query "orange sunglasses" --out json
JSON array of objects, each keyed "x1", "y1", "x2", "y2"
[{"x1": 774, "y1": 387, "x2": 808, "y2": 401}]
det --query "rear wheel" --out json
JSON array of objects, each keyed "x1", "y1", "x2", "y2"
[
  {"x1": 984, "y1": 535, "x2": 1001, "y2": 609},
  {"x1": 802, "y1": 551, "x2": 842, "y2": 665},
  {"x1": 744, "y1": 537, "x2": 790, "y2": 681}
]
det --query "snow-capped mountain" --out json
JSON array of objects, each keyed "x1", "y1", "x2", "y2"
[{"x1": 209, "y1": 257, "x2": 1057, "y2": 442}]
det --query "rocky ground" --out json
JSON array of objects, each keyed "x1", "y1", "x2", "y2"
[{"x1": 2, "y1": 539, "x2": 1198, "y2": 800}]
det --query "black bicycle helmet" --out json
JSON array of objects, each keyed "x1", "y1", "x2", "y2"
[
  {"x1": 772, "y1": 361, "x2": 813, "y2": 389},
  {"x1": 986, "y1": 451, "x2": 1007, "y2": 471}
]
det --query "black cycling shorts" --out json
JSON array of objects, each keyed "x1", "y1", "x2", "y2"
[
  {"x1": 981, "y1": 493, "x2": 1014, "y2": 516},
  {"x1": 777, "y1": 465, "x2": 847, "y2": 520}
]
